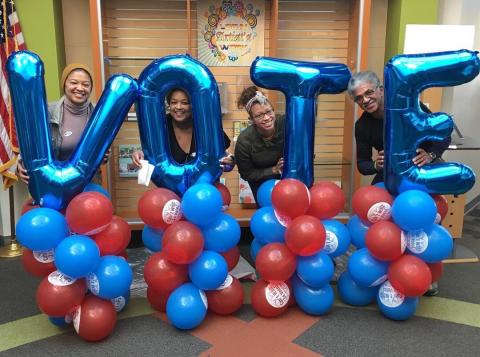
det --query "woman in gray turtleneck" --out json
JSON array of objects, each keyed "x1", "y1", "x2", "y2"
[{"x1": 17, "y1": 63, "x2": 107, "y2": 183}]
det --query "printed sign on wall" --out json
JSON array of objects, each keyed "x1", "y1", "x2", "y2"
[{"x1": 198, "y1": 0, "x2": 265, "y2": 66}]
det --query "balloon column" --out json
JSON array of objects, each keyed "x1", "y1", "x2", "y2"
[
  {"x1": 16, "y1": 191, "x2": 133, "y2": 341},
  {"x1": 250, "y1": 179, "x2": 348, "y2": 317},
  {"x1": 140, "y1": 183, "x2": 243, "y2": 329},
  {"x1": 339, "y1": 186, "x2": 451, "y2": 321}
]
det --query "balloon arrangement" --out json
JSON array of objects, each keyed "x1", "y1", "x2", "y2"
[
  {"x1": 341, "y1": 186, "x2": 451, "y2": 321},
  {"x1": 139, "y1": 183, "x2": 243, "y2": 330},
  {"x1": 16, "y1": 188, "x2": 133, "y2": 341},
  {"x1": 249, "y1": 178, "x2": 347, "y2": 317}
]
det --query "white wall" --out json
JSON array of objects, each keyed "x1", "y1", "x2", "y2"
[{"x1": 439, "y1": 0, "x2": 480, "y2": 204}]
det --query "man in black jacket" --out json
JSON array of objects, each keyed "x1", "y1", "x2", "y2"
[{"x1": 347, "y1": 70, "x2": 451, "y2": 185}]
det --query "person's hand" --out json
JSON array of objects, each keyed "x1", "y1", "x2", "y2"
[
  {"x1": 412, "y1": 148, "x2": 433, "y2": 167},
  {"x1": 16, "y1": 159, "x2": 30, "y2": 184},
  {"x1": 273, "y1": 158, "x2": 284, "y2": 175},
  {"x1": 131, "y1": 150, "x2": 144, "y2": 168},
  {"x1": 374, "y1": 150, "x2": 384, "y2": 171},
  {"x1": 102, "y1": 148, "x2": 111, "y2": 164},
  {"x1": 219, "y1": 152, "x2": 235, "y2": 172}
]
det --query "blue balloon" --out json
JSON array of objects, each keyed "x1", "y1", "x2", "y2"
[
  {"x1": 181, "y1": 183, "x2": 223, "y2": 226},
  {"x1": 201, "y1": 213, "x2": 241, "y2": 252},
  {"x1": 136, "y1": 55, "x2": 226, "y2": 195},
  {"x1": 392, "y1": 189, "x2": 437, "y2": 232},
  {"x1": 377, "y1": 280, "x2": 418, "y2": 321},
  {"x1": 6, "y1": 51, "x2": 138, "y2": 210},
  {"x1": 296, "y1": 251, "x2": 334, "y2": 288},
  {"x1": 337, "y1": 271, "x2": 377, "y2": 306},
  {"x1": 16, "y1": 207, "x2": 68, "y2": 251},
  {"x1": 111, "y1": 290, "x2": 130, "y2": 312},
  {"x1": 406, "y1": 224, "x2": 453, "y2": 263},
  {"x1": 142, "y1": 225, "x2": 164, "y2": 252},
  {"x1": 87, "y1": 255, "x2": 133, "y2": 299},
  {"x1": 189, "y1": 250, "x2": 228, "y2": 290},
  {"x1": 384, "y1": 50, "x2": 479, "y2": 196},
  {"x1": 54, "y1": 235, "x2": 100, "y2": 278},
  {"x1": 291, "y1": 274, "x2": 334, "y2": 316},
  {"x1": 256, "y1": 179, "x2": 278, "y2": 207},
  {"x1": 48, "y1": 316, "x2": 70, "y2": 327},
  {"x1": 348, "y1": 248, "x2": 389, "y2": 288},
  {"x1": 83, "y1": 183, "x2": 111, "y2": 199},
  {"x1": 251, "y1": 57, "x2": 351, "y2": 187},
  {"x1": 374, "y1": 182, "x2": 386, "y2": 189},
  {"x1": 166, "y1": 283, "x2": 207, "y2": 330},
  {"x1": 346, "y1": 215, "x2": 369, "y2": 249},
  {"x1": 321, "y1": 219, "x2": 351, "y2": 258},
  {"x1": 250, "y1": 206, "x2": 286, "y2": 244},
  {"x1": 250, "y1": 238, "x2": 265, "y2": 263}
]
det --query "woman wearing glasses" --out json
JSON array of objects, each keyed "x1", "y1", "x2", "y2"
[
  {"x1": 235, "y1": 86, "x2": 284, "y2": 202},
  {"x1": 347, "y1": 71, "x2": 451, "y2": 185}
]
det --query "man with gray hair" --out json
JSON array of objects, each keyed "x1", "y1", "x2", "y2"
[{"x1": 347, "y1": 70, "x2": 451, "y2": 185}]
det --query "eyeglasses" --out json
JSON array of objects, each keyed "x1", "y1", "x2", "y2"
[
  {"x1": 252, "y1": 109, "x2": 274, "y2": 122},
  {"x1": 353, "y1": 87, "x2": 377, "y2": 103}
]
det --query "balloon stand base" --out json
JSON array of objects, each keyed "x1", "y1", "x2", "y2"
[
  {"x1": 0, "y1": 241, "x2": 24, "y2": 259},
  {"x1": 443, "y1": 241, "x2": 479, "y2": 264}
]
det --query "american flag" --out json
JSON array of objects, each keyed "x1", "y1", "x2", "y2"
[{"x1": 0, "y1": 0, "x2": 25, "y2": 189}]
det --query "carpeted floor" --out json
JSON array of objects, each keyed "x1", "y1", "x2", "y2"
[{"x1": 1, "y1": 207, "x2": 480, "y2": 356}]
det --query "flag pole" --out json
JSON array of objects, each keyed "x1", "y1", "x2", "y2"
[{"x1": 0, "y1": 185, "x2": 23, "y2": 258}]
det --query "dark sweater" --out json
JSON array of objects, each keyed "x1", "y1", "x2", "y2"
[{"x1": 355, "y1": 103, "x2": 451, "y2": 184}]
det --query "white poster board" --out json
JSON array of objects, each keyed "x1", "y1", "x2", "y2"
[{"x1": 404, "y1": 25, "x2": 475, "y2": 53}]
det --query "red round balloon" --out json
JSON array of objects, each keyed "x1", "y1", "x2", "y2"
[
  {"x1": 147, "y1": 286, "x2": 171, "y2": 312},
  {"x1": 307, "y1": 182, "x2": 345, "y2": 219},
  {"x1": 144, "y1": 251, "x2": 188, "y2": 293},
  {"x1": 284, "y1": 215, "x2": 326, "y2": 256},
  {"x1": 352, "y1": 186, "x2": 393, "y2": 224},
  {"x1": 66, "y1": 192, "x2": 113, "y2": 235},
  {"x1": 22, "y1": 248, "x2": 56, "y2": 277},
  {"x1": 255, "y1": 243, "x2": 296, "y2": 282},
  {"x1": 365, "y1": 221, "x2": 404, "y2": 261},
  {"x1": 206, "y1": 275, "x2": 244, "y2": 315},
  {"x1": 251, "y1": 280, "x2": 290, "y2": 318},
  {"x1": 432, "y1": 195, "x2": 448, "y2": 223},
  {"x1": 271, "y1": 179, "x2": 310, "y2": 221},
  {"x1": 138, "y1": 188, "x2": 182, "y2": 230},
  {"x1": 388, "y1": 255, "x2": 432, "y2": 297},
  {"x1": 36, "y1": 271, "x2": 87, "y2": 316},
  {"x1": 162, "y1": 221, "x2": 204, "y2": 264},
  {"x1": 427, "y1": 262, "x2": 444, "y2": 283},
  {"x1": 92, "y1": 216, "x2": 131, "y2": 256},
  {"x1": 221, "y1": 246, "x2": 241, "y2": 271},
  {"x1": 214, "y1": 182, "x2": 232, "y2": 211},
  {"x1": 20, "y1": 198, "x2": 39, "y2": 215},
  {"x1": 118, "y1": 250, "x2": 128, "y2": 260},
  {"x1": 73, "y1": 295, "x2": 117, "y2": 342}
]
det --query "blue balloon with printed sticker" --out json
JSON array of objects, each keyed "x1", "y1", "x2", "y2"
[{"x1": 166, "y1": 283, "x2": 207, "y2": 330}]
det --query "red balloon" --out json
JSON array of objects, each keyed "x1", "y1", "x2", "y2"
[
  {"x1": 36, "y1": 271, "x2": 87, "y2": 316},
  {"x1": 352, "y1": 186, "x2": 393, "y2": 224},
  {"x1": 20, "y1": 198, "x2": 39, "y2": 215},
  {"x1": 365, "y1": 221, "x2": 404, "y2": 261},
  {"x1": 307, "y1": 182, "x2": 345, "y2": 219},
  {"x1": 138, "y1": 188, "x2": 182, "y2": 230},
  {"x1": 220, "y1": 246, "x2": 241, "y2": 271},
  {"x1": 255, "y1": 243, "x2": 296, "y2": 282},
  {"x1": 73, "y1": 295, "x2": 117, "y2": 342},
  {"x1": 118, "y1": 250, "x2": 128, "y2": 260},
  {"x1": 388, "y1": 255, "x2": 432, "y2": 297},
  {"x1": 271, "y1": 179, "x2": 310, "y2": 221},
  {"x1": 285, "y1": 279, "x2": 296, "y2": 307},
  {"x1": 432, "y1": 195, "x2": 448, "y2": 223},
  {"x1": 147, "y1": 286, "x2": 171, "y2": 312},
  {"x1": 251, "y1": 280, "x2": 290, "y2": 317},
  {"x1": 66, "y1": 192, "x2": 113, "y2": 235},
  {"x1": 22, "y1": 249, "x2": 56, "y2": 277},
  {"x1": 206, "y1": 275, "x2": 244, "y2": 315},
  {"x1": 284, "y1": 215, "x2": 326, "y2": 256},
  {"x1": 214, "y1": 182, "x2": 232, "y2": 211},
  {"x1": 162, "y1": 221, "x2": 204, "y2": 264},
  {"x1": 144, "y1": 252, "x2": 188, "y2": 293},
  {"x1": 92, "y1": 216, "x2": 131, "y2": 256},
  {"x1": 427, "y1": 262, "x2": 444, "y2": 283}
]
